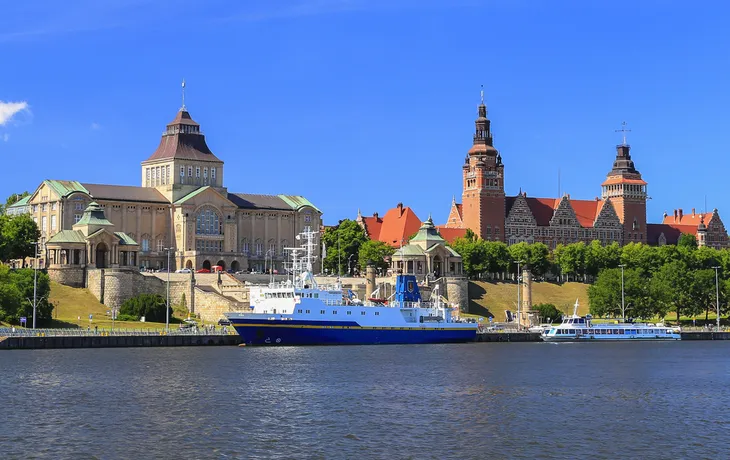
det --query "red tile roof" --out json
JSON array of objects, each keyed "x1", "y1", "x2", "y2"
[
  {"x1": 662, "y1": 210, "x2": 712, "y2": 226},
  {"x1": 435, "y1": 226, "x2": 468, "y2": 243},
  {"x1": 570, "y1": 199, "x2": 603, "y2": 228},
  {"x1": 361, "y1": 215, "x2": 383, "y2": 240}
]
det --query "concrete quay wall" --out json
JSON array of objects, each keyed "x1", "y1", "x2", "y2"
[{"x1": 0, "y1": 334, "x2": 241, "y2": 350}]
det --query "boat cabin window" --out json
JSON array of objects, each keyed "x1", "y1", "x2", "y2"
[
  {"x1": 314, "y1": 293, "x2": 319, "y2": 299},
  {"x1": 333, "y1": 310, "x2": 337, "y2": 314},
  {"x1": 347, "y1": 311, "x2": 352, "y2": 315},
  {"x1": 361, "y1": 311, "x2": 366, "y2": 315},
  {"x1": 305, "y1": 310, "x2": 310, "y2": 314},
  {"x1": 297, "y1": 309, "x2": 302, "y2": 313},
  {"x1": 320, "y1": 310, "x2": 325, "y2": 314},
  {"x1": 375, "y1": 312, "x2": 380, "y2": 316}
]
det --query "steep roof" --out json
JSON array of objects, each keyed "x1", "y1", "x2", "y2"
[
  {"x1": 44, "y1": 180, "x2": 88, "y2": 198},
  {"x1": 82, "y1": 183, "x2": 168, "y2": 203},
  {"x1": 47, "y1": 230, "x2": 86, "y2": 244},
  {"x1": 278, "y1": 195, "x2": 321, "y2": 213},
  {"x1": 144, "y1": 110, "x2": 222, "y2": 163},
  {"x1": 378, "y1": 204, "x2": 422, "y2": 247},
  {"x1": 570, "y1": 199, "x2": 603, "y2": 228},
  {"x1": 435, "y1": 226, "x2": 468, "y2": 244},
  {"x1": 410, "y1": 216, "x2": 445, "y2": 247},
  {"x1": 361, "y1": 215, "x2": 383, "y2": 240},
  {"x1": 7, "y1": 195, "x2": 30, "y2": 208}
]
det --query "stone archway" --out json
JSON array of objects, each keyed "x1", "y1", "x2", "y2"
[
  {"x1": 216, "y1": 260, "x2": 226, "y2": 271},
  {"x1": 96, "y1": 242, "x2": 108, "y2": 269},
  {"x1": 185, "y1": 260, "x2": 193, "y2": 269},
  {"x1": 231, "y1": 260, "x2": 240, "y2": 272},
  {"x1": 202, "y1": 260, "x2": 211, "y2": 270}
]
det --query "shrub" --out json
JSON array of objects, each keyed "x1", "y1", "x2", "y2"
[
  {"x1": 115, "y1": 313, "x2": 138, "y2": 322},
  {"x1": 534, "y1": 303, "x2": 563, "y2": 323},
  {"x1": 119, "y1": 293, "x2": 171, "y2": 322}
]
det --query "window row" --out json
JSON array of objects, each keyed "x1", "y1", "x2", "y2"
[{"x1": 145, "y1": 165, "x2": 172, "y2": 187}]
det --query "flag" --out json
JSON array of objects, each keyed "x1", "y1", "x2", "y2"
[{"x1": 322, "y1": 242, "x2": 327, "y2": 258}]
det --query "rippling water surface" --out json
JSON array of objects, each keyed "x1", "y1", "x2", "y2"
[{"x1": 1, "y1": 342, "x2": 729, "y2": 459}]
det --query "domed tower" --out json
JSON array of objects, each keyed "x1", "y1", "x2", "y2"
[
  {"x1": 140, "y1": 81, "x2": 225, "y2": 202},
  {"x1": 461, "y1": 88, "x2": 505, "y2": 241},
  {"x1": 600, "y1": 122, "x2": 647, "y2": 244}
]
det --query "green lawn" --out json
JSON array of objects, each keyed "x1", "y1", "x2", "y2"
[
  {"x1": 468, "y1": 280, "x2": 590, "y2": 320},
  {"x1": 47, "y1": 281, "x2": 191, "y2": 330}
]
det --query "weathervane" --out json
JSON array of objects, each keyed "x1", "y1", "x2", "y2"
[{"x1": 615, "y1": 121, "x2": 631, "y2": 145}]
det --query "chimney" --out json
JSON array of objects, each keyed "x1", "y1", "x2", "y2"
[
  {"x1": 692, "y1": 208, "x2": 695, "y2": 216},
  {"x1": 373, "y1": 212, "x2": 378, "y2": 219},
  {"x1": 397, "y1": 202, "x2": 403, "y2": 216},
  {"x1": 673, "y1": 209, "x2": 678, "y2": 222},
  {"x1": 678, "y1": 209, "x2": 684, "y2": 221}
]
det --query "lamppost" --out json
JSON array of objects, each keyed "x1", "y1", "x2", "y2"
[
  {"x1": 619, "y1": 264, "x2": 626, "y2": 322},
  {"x1": 164, "y1": 247, "x2": 172, "y2": 333},
  {"x1": 32, "y1": 241, "x2": 38, "y2": 329},
  {"x1": 514, "y1": 260, "x2": 524, "y2": 331},
  {"x1": 348, "y1": 254, "x2": 355, "y2": 276},
  {"x1": 713, "y1": 266, "x2": 721, "y2": 332}
]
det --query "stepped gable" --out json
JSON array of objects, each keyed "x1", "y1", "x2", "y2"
[
  {"x1": 506, "y1": 194, "x2": 606, "y2": 228},
  {"x1": 145, "y1": 109, "x2": 221, "y2": 162}
]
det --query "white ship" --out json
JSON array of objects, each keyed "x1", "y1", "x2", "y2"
[
  {"x1": 225, "y1": 227, "x2": 478, "y2": 346},
  {"x1": 541, "y1": 300, "x2": 681, "y2": 342}
]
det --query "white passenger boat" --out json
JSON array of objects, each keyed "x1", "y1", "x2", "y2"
[{"x1": 541, "y1": 300, "x2": 681, "y2": 342}]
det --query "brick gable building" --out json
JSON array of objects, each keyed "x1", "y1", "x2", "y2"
[{"x1": 439, "y1": 94, "x2": 729, "y2": 249}]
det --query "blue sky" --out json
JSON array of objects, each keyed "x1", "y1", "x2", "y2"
[{"x1": 1, "y1": 0, "x2": 729, "y2": 225}]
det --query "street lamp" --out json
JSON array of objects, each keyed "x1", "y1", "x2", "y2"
[
  {"x1": 31, "y1": 241, "x2": 39, "y2": 329},
  {"x1": 619, "y1": 264, "x2": 626, "y2": 322},
  {"x1": 713, "y1": 266, "x2": 721, "y2": 332},
  {"x1": 164, "y1": 247, "x2": 173, "y2": 333},
  {"x1": 513, "y1": 260, "x2": 524, "y2": 331},
  {"x1": 348, "y1": 254, "x2": 355, "y2": 276}
]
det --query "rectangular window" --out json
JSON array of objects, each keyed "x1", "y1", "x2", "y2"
[
  {"x1": 361, "y1": 311, "x2": 366, "y2": 315},
  {"x1": 74, "y1": 214, "x2": 82, "y2": 223},
  {"x1": 142, "y1": 239, "x2": 149, "y2": 252},
  {"x1": 320, "y1": 310, "x2": 325, "y2": 315},
  {"x1": 180, "y1": 166, "x2": 185, "y2": 177},
  {"x1": 161, "y1": 166, "x2": 166, "y2": 185},
  {"x1": 166, "y1": 165, "x2": 171, "y2": 183},
  {"x1": 51, "y1": 215, "x2": 57, "y2": 231},
  {"x1": 196, "y1": 167, "x2": 200, "y2": 178},
  {"x1": 41, "y1": 216, "x2": 47, "y2": 232},
  {"x1": 375, "y1": 312, "x2": 380, "y2": 316},
  {"x1": 75, "y1": 202, "x2": 83, "y2": 211},
  {"x1": 51, "y1": 202, "x2": 57, "y2": 211},
  {"x1": 203, "y1": 167, "x2": 208, "y2": 178},
  {"x1": 188, "y1": 166, "x2": 193, "y2": 177},
  {"x1": 211, "y1": 167, "x2": 216, "y2": 179},
  {"x1": 32, "y1": 204, "x2": 38, "y2": 213},
  {"x1": 41, "y1": 203, "x2": 47, "y2": 212}
]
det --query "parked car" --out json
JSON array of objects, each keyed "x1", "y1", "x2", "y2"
[
  {"x1": 218, "y1": 318, "x2": 231, "y2": 326},
  {"x1": 196, "y1": 268, "x2": 211, "y2": 273},
  {"x1": 179, "y1": 322, "x2": 194, "y2": 330},
  {"x1": 175, "y1": 268, "x2": 192, "y2": 274}
]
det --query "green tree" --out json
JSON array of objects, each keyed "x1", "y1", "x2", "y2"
[
  {"x1": 358, "y1": 240, "x2": 395, "y2": 272},
  {"x1": 554, "y1": 242, "x2": 586, "y2": 282},
  {"x1": 320, "y1": 219, "x2": 368, "y2": 275},
  {"x1": 588, "y1": 267, "x2": 653, "y2": 319},
  {"x1": 484, "y1": 241, "x2": 510, "y2": 277},
  {"x1": 652, "y1": 261, "x2": 695, "y2": 322},
  {"x1": 451, "y1": 237, "x2": 482, "y2": 278},
  {"x1": 620, "y1": 242, "x2": 661, "y2": 276},
  {"x1": 533, "y1": 303, "x2": 562, "y2": 323},
  {"x1": 507, "y1": 242, "x2": 550, "y2": 277},
  {"x1": 0, "y1": 214, "x2": 41, "y2": 261},
  {"x1": 0, "y1": 266, "x2": 53, "y2": 324},
  {"x1": 678, "y1": 233, "x2": 698, "y2": 250},
  {"x1": 120, "y1": 293, "x2": 171, "y2": 322},
  {"x1": 0, "y1": 191, "x2": 29, "y2": 215}
]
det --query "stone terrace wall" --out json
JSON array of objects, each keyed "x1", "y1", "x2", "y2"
[
  {"x1": 48, "y1": 266, "x2": 86, "y2": 288},
  {"x1": 194, "y1": 287, "x2": 249, "y2": 323}
]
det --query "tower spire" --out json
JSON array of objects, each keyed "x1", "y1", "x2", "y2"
[
  {"x1": 615, "y1": 121, "x2": 631, "y2": 146},
  {"x1": 181, "y1": 79, "x2": 187, "y2": 112},
  {"x1": 480, "y1": 84, "x2": 484, "y2": 105}
]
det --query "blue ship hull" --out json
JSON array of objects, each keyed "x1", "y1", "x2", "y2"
[{"x1": 231, "y1": 320, "x2": 476, "y2": 346}]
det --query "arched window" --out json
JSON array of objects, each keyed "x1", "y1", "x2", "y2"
[
  {"x1": 280, "y1": 239, "x2": 288, "y2": 256},
  {"x1": 268, "y1": 239, "x2": 276, "y2": 256},
  {"x1": 141, "y1": 233, "x2": 150, "y2": 252},
  {"x1": 255, "y1": 239, "x2": 263, "y2": 256},
  {"x1": 196, "y1": 208, "x2": 222, "y2": 235},
  {"x1": 241, "y1": 238, "x2": 249, "y2": 255}
]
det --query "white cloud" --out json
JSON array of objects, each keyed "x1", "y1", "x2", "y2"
[
  {"x1": 0, "y1": 101, "x2": 29, "y2": 126},
  {"x1": 90, "y1": 122, "x2": 101, "y2": 130}
]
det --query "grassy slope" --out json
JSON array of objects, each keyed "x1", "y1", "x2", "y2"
[
  {"x1": 48, "y1": 281, "x2": 187, "y2": 330},
  {"x1": 468, "y1": 281, "x2": 590, "y2": 320}
]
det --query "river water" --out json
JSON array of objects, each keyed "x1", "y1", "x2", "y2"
[{"x1": 1, "y1": 342, "x2": 729, "y2": 459}]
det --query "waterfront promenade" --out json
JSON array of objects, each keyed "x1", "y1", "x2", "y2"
[{"x1": 0, "y1": 327, "x2": 241, "y2": 349}]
